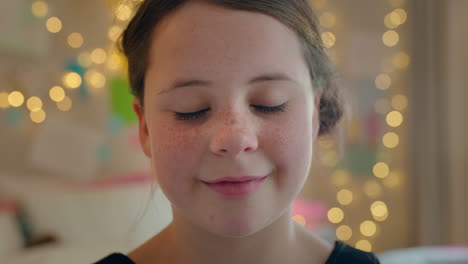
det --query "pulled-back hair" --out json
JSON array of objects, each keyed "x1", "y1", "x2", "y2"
[{"x1": 119, "y1": 0, "x2": 344, "y2": 136}]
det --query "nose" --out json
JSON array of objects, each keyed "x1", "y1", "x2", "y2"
[{"x1": 210, "y1": 110, "x2": 259, "y2": 158}]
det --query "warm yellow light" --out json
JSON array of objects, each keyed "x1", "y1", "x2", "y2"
[
  {"x1": 26, "y1": 96, "x2": 43, "y2": 112},
  {"x1": 373, "y1": 162, "x2": 390, "y2": 179},
  {"x1": 115, "y1": 4, "x2": 132, "y2": 21},
  {"x1": 355, "y1": 240, "x2": 372, "y2": 252},
  {"x1": 393, "y1": 8, "x2": 408, "y2": 25},
  {"x1": 374, "y1": 99, "x2": 390, "y2": 114},
  {"x1": 332, "y1": 169, "x2": 351, "y2": 186},
  {"x1": 78, "y1": 52, "x2": 92, "y2": 68},
  {"x1": 386, "y1": 111, "x2": 403, "y2": 127},
  {"x1": 106, "y1": 53, "x2": 125, "y2": 71},
  {"x1": 375, "y1": 74, "x2": 392, "y2": 90},
  {"x1": 327, "y1": 207, "x2": 344, "y2": 224},
  {"x1": 57, "y1": 96, "x2": 72, "y2": 111},
  {"x1": 292, "y1": 214, "x2": 306, "y2": 227},
  {"x1": 8, "y1": 91, "x2": 24, "y2": 107},
  {"x1": 85, "y1": 70, "x2": 106, "y2": 89},
  {"x1": 337, "y1": 189, "x2": 353, "y2": 206},
  {"x1": 63, "y1": 72, "x2": 82, "y2": 89},
  {"x1": 46, "y1": 17, "x2": 62, "y2": 33},
  {"x1": 31, "y1": 1, "x2": 48, "y2": 18},
  {"x1": 382, "y1": 30, "x2": 399, "y2": 47},
  {"x1": 391, "y1": 94, "x2": 408, "y2": 111},
  {"x1": 321, "y1": 150, "x2": 338, "y2": 167},
  {"x1": 49, "y1": 86, "x2": 65, "y2": 102},
  {"x1": 360, "y1": 220, "x2": 377, "y2": 237},
  {"x1": 0, "y1": 92, "x2": 9, "y2": 109},
  {"x1": 392, "y1": 51, "x2": 410, "y2": 69},
  {"x1": 364, "y1": 180, "x2": 382, "y2": 198},
  {"x1": 336, "y1": 225, "x2": 352, "y2": 241},
  {"x1": 371, "y1": 201, "x2": 389, "y2": 222},
  {"x1": 383, "y1": 132, "x2": 399, "y2": 149},
  {"x1": 383, "y1": 171, "x2": 402, "y2": 189},
  {"x1": 67, "y1": 32, "x2": 84, "y2": 48},
  {"x1": 91, "y1": 48, "x2": 107, "y2": 64},
  {"x1": 30, "y1": 109, "x2": 46, "y2": 123},
  {"x1": 322, "y1": 32, "x2": 336, "y2": 48},
  {"x1": 320, "y1": 12, "x2": 337, "y2": 28},
  {"x1": 384, "y1": 13, "x2": 399, "y2": 29},
  {"x1": 108, "y1": 25, "x2": 123, "y2": 42}
]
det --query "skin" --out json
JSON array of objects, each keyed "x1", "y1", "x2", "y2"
[{"x1": 129, "y1": 1, "x2": 333, "y2": 264}]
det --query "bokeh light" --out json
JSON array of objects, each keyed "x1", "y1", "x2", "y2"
[
  {"x1": 0, "y1": 92, "x2": 9, "y2": 109},
  {"x1": 62, "y1": 72, "x2": 82, "y2": 89},
  {"x1": 383, "y1": 132, "x2": 399, "y2": 149},
  {"x1": 322, "y1": 32, "x2": 336, "y2": 48},
  {"x1": 91, "y1": 48, "x2": 107, "y2": 64},
  {"x1": 30, "y1": 109, "x2": 46, "y2": 123},
  {"x1": 337, "y1": 189, "x2": 354, "y2": 206},
  {"x1": 391, "y1": 94, "x2": 408, "y2": 110},
  {"x1": 382, "y1": 30, "x2": 399, "y2": 47},
  {"x1": 85, "y1": 69, "x2": 107, "y2": 89},
  {"x1": 31, "y1": 1, "x2": 48, "y2": 18},
  {"x1": 57, "y1": 96, "x2": 72, "y2": 111},
  {"x1": 46, "y1": 17, "x2": 62, "y2": 33},
  {"x1": 26, "y1": 96, "x2": 43, "y2": 112},
  {"x1": 392, "y1": 51, "x2": 410, "y2": 69},
  {"x1": 386, "y1": 111, "x2": 404, "y2": 127},
  {"x1": 115, "y1": 4, "x2": 132, "y2": 21},
  {"x1": 67, "y1": 32, "x2": 84, "y2": 48},
  {"x1": 328, "y1": 207, "x2": 344, "y2": 224},
  {"x1": 375, "y1": 73, "x2": 392, "y2": 90},
  {"x1": 360, "y1": 220, "x2": 377, "y2": 237},
  {"x1": 371, "y1": 201, "x2": 389, "y2": 222},
  {"x1": 355, "y1": 240, "x2": 372, "y2": 252},
  {"x1": 292, "y1": 214, "x2": 306, "y2": 227},
  {"x1": 373, "y1": 162, "x2": 390, "y2": 179},
  {"x1": 49, "y1": 86, "x2": 65, "y2": 102},
  {"x1": 336, "y1": 225, "x2": 353, "y2": 241},
  {"x1": 8, "y1": 91, "x2": 24, "y2": 107}
]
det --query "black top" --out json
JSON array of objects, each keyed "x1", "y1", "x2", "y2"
[{"x1": 94, "y1": 240, "x2": 380, "y2": 264}]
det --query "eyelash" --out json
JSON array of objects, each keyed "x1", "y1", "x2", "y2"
[{"x1": 173, "y1": 103, "x2": 289, "y2": 121}]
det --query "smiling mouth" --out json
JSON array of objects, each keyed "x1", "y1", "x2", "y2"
[{"x1": 201, "y1": 176, "x2": 268, "y2": 197}]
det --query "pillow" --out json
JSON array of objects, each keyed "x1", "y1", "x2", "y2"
[{"x1": 1, "y1": 172, "x2": 172, "y2": 251}]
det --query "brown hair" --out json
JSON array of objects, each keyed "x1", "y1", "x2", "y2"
[{"x1": 119, "y1": 0, "x2": 343, "y2": 136}]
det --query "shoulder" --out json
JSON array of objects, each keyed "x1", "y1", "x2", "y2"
[
  {"x1": 93, "y1": 253, "x2": 135, "y2": 264},
  {"x1": 325, "y1": 241, "x2": 381, "y2": 264}
]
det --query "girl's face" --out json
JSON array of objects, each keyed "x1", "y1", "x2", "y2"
[{"x1": 135, "y1": 1, "x2": 320, "y2": 237}]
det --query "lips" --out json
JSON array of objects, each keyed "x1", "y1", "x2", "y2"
[
  {"x1": 201, "y1": 176, "x2": 268, "y2": 197},
  {"x1": 202, "y1": 176, "x2": 265, "y2": 184}
]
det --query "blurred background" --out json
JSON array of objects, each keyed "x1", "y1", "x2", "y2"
[{"x1": 0, "y1": 0, "x2": 466, "y2": 263}]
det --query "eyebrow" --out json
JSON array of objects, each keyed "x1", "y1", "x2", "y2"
[{"x1": 157, "y1": 72, "x2": 297, "y2": 95}]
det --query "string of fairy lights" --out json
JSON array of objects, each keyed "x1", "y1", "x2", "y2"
[
  {"x1": 0, "y1": 0, "x2": 131, "y2": 124},
  {"x1": 0, "y1": 0, "x2": 410, "y2": 253},
  {"x1": 295, "y1": 0, "x2": 409, "y2": 252}
]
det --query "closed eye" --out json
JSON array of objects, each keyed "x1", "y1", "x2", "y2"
[{"x1": 173, "y1": 103, "x2": 289, "y2": 121}]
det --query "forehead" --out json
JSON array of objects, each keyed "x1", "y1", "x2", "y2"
[{"x1": 147, "y1": 1, "x2": 310, "y2": 87}]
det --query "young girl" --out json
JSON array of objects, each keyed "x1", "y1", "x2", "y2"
[{"x1": 95, "y1": 0, "x2": 381, "y2": 263}]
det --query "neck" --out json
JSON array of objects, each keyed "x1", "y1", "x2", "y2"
[{"x1": 162, "y1": 207, "x2": 302, "y2": 264}]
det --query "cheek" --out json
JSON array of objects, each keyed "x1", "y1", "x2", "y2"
[
  {"x1": 148, "y1": 118, "x2": 202, "y2": 195},
  {"x1": 266, "y1": 105, "x2": 314, "y2": 189}
]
